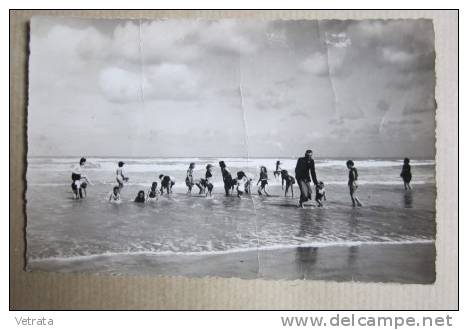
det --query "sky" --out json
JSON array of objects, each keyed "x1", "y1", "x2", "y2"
[{"x1": 28, "y1": 17, "x2": 436, "y2": 158}]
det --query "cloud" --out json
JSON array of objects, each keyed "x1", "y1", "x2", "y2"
[
  {"x1": 74, "y1": 19, "x2": 268, "y2": 67},
  {"x1": 321, "y1": 19, "x2": 435, "y2": 77},
  {"x1": 99, "y1": 67, "x2": 141, "y2": 103},
  {"x1": 328, "y1": 117, "x2": 344, "y2": 125},
  {"x1": 300, "y1": 52, "x2": 329, "y2": 76},
  {"x1": 145, "y1": 63, "x2": 199, "y2": 100},
  {"x1": 382, "y1": 47, "x2": 414, "y2": 64},
  {"x1": 325, "y1": 32, "x2": 352, "y2": 48},
  {"x1": 385, "y1": 119, "x2": 423, "y2": 126},
  {"x1": 380, "y1": 46, "x2": 435, "y2": 72},
  {"x1": 290, "y1": 110, "x2": 310, "y2": 118},
  {"x1": 337, "y1": 100, "x2": 365, "y2": 120},
  {"x1": 376, "y1": 99, "x2": 390, "y2": 113},
  {"x1": 255, "y1": 89, "x2": 295, "y2": 111},
  {"x1": 99, "y1": 63, "x2": 199, "y2": 103},
  {"x1": 199, "y1": 20, "x2": 263, "y2": 55}
]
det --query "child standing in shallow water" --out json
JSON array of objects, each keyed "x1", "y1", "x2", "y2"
[
  {"x1": 257, "y1": 166, "x2": 270, "y2": 196},
  {"x1": 400, "y1": 158, "x2": 412, "y2": 190},
  {"x1": 346, "y1": 160, "x2": 362, "y2": 207},
  {"x1": 205, "y1": 164, "x2": 214, "y2": 197},
  {"x1": 185, "y1": 162, "x2": 196, "y2": 194},
  {"x1": 116, "y1": 161, "x2": 129, "y2": 190},
  {"x1": 236, "y1": 171, "x2": 249, "y2": 198}
]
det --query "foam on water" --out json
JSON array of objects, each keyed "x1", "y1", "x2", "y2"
[{"x1": 30, "y1": 239, "x2": 435, "y2": 262}]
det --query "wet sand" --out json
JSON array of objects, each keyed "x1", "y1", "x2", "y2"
[{"x1": 29, "y1": 242, "x2": 435, "y2": 283}]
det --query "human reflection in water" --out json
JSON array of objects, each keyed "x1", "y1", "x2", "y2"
[
  {"x1": 295, "y1": 209, "x2": 323, "y2": 278},
  {"x1": 296, "y1": 246, "x2": 318, "y2": 279},
  {"x1": 403, "y1": 191, "x2": 413, "y2": 208},
  {"x1": 347, "y1": 245, "x2": 359, "y2": 267},
  {"x1": 347, "y1": 209, "x2": 360, "y2": 240}
]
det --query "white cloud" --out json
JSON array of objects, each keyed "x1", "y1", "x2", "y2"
[
  {"x1": 98, "y1": 63, "x2": 200, "y2": 103},
  {"x1": 381, "y1": 47, "x2": 415, "y2": 64},
  {"x1": 199, "y1": 20, "x2": 260, "y2": 54},
  {"x1": 145, "y1": 63, "x2": 199, "y2": 100},
  {"x1": 99, "y1": 67, "x2": 141, "y2": 103}
]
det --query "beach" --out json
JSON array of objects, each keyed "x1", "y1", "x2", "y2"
[
  {"x1": 26, "y1": 157, "x2": 436, "y2": 283},
  {"x1": 29, "y1": 242, "x2": 435, "y2": 283}
]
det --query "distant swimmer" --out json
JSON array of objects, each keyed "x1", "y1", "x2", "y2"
[
  {"x1": 108, "y1": 186, "x2": 121, "y2": 203},
  {"x1": 116, "y1": 161, "x2": 129, "y2": 189},
  {"x1": 159, "y1": 174, "x2": 175, "y2": 195},
  {"x1": 315, "y1": 181, "x2": 326, "y2": 207},
  {"x1": 347, "y1": 160, "x2": 362, "y2": 207},
  {"x1": 71, "y1": 157, "x2": 92, "y2": 199},
  {"x1": 219, "y1": 161, "x2": 234, "y2": 196},
  {"x1": 185, "y1": 162, "x2": 196, "y2": 194},
  {"x1": 134, "y1": 190, "x2": 146, "y2": 203},
  {"x1": 400, "y1": 158, "x2": 412, "y2": 190},
  {"x1": 281, "y1": 169, "x2": 296, "y2": 198},
  {"x1": 295, "y1": 149, "x2": 319, "y2": 208},
  {"x1": 147, "y1": 182, "x2": 159, "y2": 201},
  {"x1": 205, "y1": 164, "x2": 214, "y2": 197},
  {"x1": 257, "y1": 166, "x2": 270, "y2": 196}
]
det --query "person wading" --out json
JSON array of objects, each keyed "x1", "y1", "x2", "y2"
[{"x1": 294, "y1": 149, "x2": 319, "y2": 208}]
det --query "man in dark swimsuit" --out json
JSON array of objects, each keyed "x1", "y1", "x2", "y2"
[{"x1": 294, "y1": 149, "x2": 319, "y2": 208}]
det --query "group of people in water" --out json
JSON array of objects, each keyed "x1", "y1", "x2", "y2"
[{"x1": 71, "y1": 149, "x2": 413, "y2": 208}]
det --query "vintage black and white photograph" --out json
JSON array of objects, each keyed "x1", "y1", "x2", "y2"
[{"x1": 26, "y1": 16, "x2": 436, "y2": 283}]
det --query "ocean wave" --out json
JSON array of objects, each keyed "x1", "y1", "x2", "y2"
[
  {"x1": 29, "y1": 239, "x2": 435, "y2": 262},
  {"x1": 28, "y1": 180, "x2": 433, "y2": 187},
  {"x1": 28, "y1": 157, "x2": 435, "y2": 171}
]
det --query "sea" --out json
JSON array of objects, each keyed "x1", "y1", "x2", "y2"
[{"x1": 26, "y1": 157, "x2": 436, "y2": 274}]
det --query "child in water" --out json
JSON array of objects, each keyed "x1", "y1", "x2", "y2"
[
  {"x1": 159, "y1": 174, "x2": 175, "y2": 195},
  {"x1": 185, "y1": 162, "x2": 195, "y2": 194},
  {"x1": 116, "y1": 161, "x2": 129, "y2": 189},
  {"x1": 274, "y1": 160, "x2": 282, "y2": 179},
  {"x1": 147, "y1": 182, "x2": 159, "y2": 201},
  {"x1": 281, "y1": 169, "x2": 296, "y2": 198},
  {"x1": 195, "y1": 178, "x2": 207, "y2": 195},
  {"x1": 315, "y1": 181, "x2": 326, "y2": 207},
  {"x1": 219, "y1": 161, "x2": 233, "y2": 196},
  {"x1": 108, "y1": 186, "x2": 121, "y2": 203},
  {"x1": 236, "y1": 171, "x2": 249, "y2": 198},
  {"x1": 346, "y1": 160, "x2": 362, "y2": 207},
  {"x1": 205, "y1": 164, "x2": 214, "y2": 197},
  {"x1": 257, "y1": 166, "x2": 270, "y2": 196},
  {"x1": 71, "y1": 157, "x2": 92, "y2": 199},
  {"x1": 134, "y1": 190, "x2": 146, "y2": 203},
  {"x1": 400, "y1": 158, "x2": 412, "y2": 190}
]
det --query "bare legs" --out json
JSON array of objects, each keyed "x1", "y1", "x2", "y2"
[{"x1": 349, "y1": 184, "x2": 362, "y2": 207}]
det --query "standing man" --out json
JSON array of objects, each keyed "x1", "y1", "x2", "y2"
[{"x1": 295, "y1": 149, "x2": 319, "y2": 208}]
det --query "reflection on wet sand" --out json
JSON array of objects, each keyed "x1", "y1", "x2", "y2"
[{"x1": 403, "y1": 191, "x2": 413, "y2": 208}]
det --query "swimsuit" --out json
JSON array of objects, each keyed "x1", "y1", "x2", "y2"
[
  {"x1": 401, "y1": 164, "x2": 412, "y2": 183},
  {"x1": 109, "y1": 193, "x2": 121, "y2": 202},
  {"x1": 186, "y1": 169, "x2": 194, "y2": 186}
]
